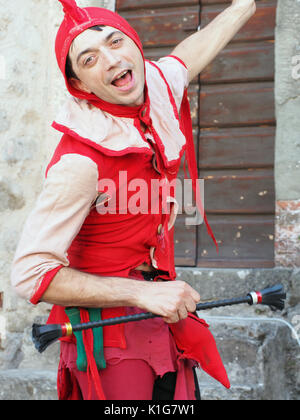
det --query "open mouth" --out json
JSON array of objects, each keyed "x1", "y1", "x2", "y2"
[{"x1": 111, "y1": 70, "x2": 134, "y2": 90}]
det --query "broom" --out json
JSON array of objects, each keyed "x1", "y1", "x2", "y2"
[{"x1": 32, "y1": 284, "x2": 286, "y2": 353}]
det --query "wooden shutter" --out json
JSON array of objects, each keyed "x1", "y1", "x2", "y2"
[
  {"x1": 198, "y1": 0, "x2": 276, "y2": 268},
  {"x1": 116, "y1": 0, "x2": 276, "y2": 268}
]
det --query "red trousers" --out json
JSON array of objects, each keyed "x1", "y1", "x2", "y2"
[{"x1": 73, "y1": 358, "x2": 158, "y2": 400}]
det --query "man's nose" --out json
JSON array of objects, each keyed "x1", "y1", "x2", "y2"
[{"x1": 100, "y1": 47, "x2": 121, "y2": 69}]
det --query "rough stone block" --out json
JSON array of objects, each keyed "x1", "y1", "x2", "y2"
[
  {"x1": 0, "y1": 370, "x2": 57, "y2": 400},
  {"x1": 275, "y1": 200, "x2": 300, "y2": 267},
  {"x1": 195, "y1": 316, "x2": 299, "y2": 400},
  {"x1": 0, "y1": 176, "x2": 25, "y2": 212},
  {"x1": 1, "y1": 136, "x2": 36, "y2": 165},
  {"x1": 0, "y1": 109, "x2": 10, "y2": 133}
]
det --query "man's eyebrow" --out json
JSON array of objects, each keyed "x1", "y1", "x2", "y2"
[
  {"x1": 76, "y1": 48, "x2": 97, "y2": 65},
  {"x1": 104, "y1": 30, "x2": 123, "y2": 43},
  {"x1": 76, "y1": 31, "x2": 124, "y2": 65}
]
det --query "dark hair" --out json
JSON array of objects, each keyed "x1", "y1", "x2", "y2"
[{"x1": 65, "y1": 25, "x2": 106, "y2": 80}]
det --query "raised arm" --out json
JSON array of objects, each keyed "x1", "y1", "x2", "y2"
[{"x1": 171, "y1": 0, "x2": 257, "y2": 83}]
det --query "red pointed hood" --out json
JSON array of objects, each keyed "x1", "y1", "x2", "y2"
[{"x1": 55, "y1": 0, "x2": 144, "y2": 106}]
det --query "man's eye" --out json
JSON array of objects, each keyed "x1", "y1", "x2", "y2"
[
  {"x1": 112, "y1": 38, "x2": 123, "y2": 45},
  {"x1": 84, "y1": 56, "x2": 94, "y2": 65}
]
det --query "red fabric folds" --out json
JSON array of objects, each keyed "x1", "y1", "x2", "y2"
[
  {"x1": 80, "y1": 309, "x2": 106, "y2": 400},
  {"x1": 169, "y1": 313, "x2": 230, "y2": 389},
  {"x1": 30, "y1": 265, "x2": 64, "y2": 305}
]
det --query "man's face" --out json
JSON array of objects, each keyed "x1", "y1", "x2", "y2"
[{"x1": 68, "y1": 26, "x2": 145, "y2": 107}]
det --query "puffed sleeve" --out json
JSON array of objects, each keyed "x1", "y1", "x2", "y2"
[
  {"x1": 155, "y1": 55, "x2": 189, "y2": 112},
  {"x1": 10, "y1": 153, "x2": 99, "y2": 304}
]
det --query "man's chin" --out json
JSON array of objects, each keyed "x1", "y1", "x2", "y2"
[
  {"x1": 93, "y1": 85, "x2": 145, "y2": 107},
  {"x1": 114, "y1": 91, "x2": 145, "y2": 107}
]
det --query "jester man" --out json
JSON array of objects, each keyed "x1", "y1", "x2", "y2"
[{"x1": 11, "y1": 0, "x2": 256, "y2": 400}]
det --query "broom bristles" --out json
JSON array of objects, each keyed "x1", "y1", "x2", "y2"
[
  {"x1": 32, "y1": 324, "x2": 63, "y2": 353},
  {"x1": 260, "y1": 284, "x2": 286, "y2": 311}
]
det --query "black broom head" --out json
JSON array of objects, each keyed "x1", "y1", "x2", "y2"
[
  {"x1": 32, "y1": 324, "x2": 63, "y2": 353},
  {"x1": 248, "y1": 284, "x2": 286, "y2": 311}
]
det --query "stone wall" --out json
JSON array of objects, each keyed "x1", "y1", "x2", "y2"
[{"x1": 0, "y1": 0, "x2": 116, "y2": 378}]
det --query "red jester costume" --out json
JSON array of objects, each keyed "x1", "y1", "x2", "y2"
[{"x1": 11, "y1": 0, "x2": 229, "y2": 400}]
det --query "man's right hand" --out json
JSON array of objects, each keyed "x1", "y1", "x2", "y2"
[
  {"x1": 135, "y1": 280, "x2": 201, "y2": 324},
  {"x1": 40, "y1": 267, "x2": 200, "y2": 322}
]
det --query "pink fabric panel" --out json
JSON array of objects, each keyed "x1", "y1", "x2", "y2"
[{"x1": 72, "y1": 359, "x2": 156, "y2": 401}]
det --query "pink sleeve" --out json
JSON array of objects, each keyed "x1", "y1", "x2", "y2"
[
  {"x1": 154, "y1": 55, "x2": 189, "y2": 112},
  {"x1": 11, "y1": 154, "x2": 99, "y2": 304}
]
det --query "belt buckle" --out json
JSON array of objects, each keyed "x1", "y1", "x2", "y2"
[
  {"x1": 141, "y1": 271, "x2": 157, "y2": 281},
  {"x1": 141, "y1": 269, "x2": 168, "y2": 282}
]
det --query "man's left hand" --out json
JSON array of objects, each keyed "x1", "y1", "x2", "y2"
[
  {"x1": 231, "y1": 0, "x2": 257, "y2": 15},
  {"x1": 171, "y1": 0, "x2": 257, "y2": 83}
]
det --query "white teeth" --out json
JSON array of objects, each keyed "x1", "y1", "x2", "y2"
[{"x1": 115, "y1": 70, "x2": 128, "y2": 80}]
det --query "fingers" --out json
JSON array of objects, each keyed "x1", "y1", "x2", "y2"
[
  {"x1": 163, "y1": 305, "x2": 191, "y2": 324},
  {"x1": 162, "y1": 290, "x2": 199, "y2": 324},
  {"x1": 177, "y1": 306, "x2": 188, "y2": 321},
  {"x1": 138, "y1": 280, "x2": 200, "y2": 324}
]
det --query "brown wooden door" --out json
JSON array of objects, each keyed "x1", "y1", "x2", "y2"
[{"x1": 116, "y1": 0, "x2": 276, "y2": 268}]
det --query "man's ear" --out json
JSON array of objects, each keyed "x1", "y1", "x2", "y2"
[{"x1": 69, "y1": 77, "x2": 92, "y2": 94}]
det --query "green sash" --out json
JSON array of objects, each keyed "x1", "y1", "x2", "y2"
[{"x1": 65, "y1": 308, "x2": 106, "y2": 372}]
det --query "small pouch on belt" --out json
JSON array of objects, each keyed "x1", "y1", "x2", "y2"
[
  {"x1": 141, "y1": 269, "x2": 171, "y2": 282},
  {"x1": 65, "y1": 307, "x2": 106, "y2": 372}
]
